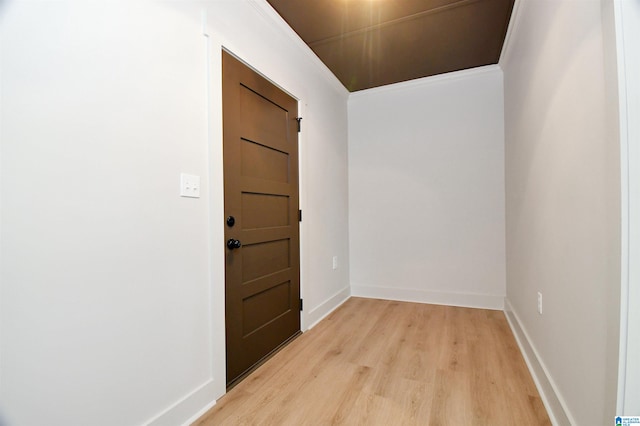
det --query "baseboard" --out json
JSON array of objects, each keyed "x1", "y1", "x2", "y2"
[
  {"x1": 146, "y1": 379, "x2": 218, "y2": 426},
  {"x1": 504, "y1": 298, "x2": 574, "y2": 426},
  {"x1": 304, "y1": 286, "x2": 351, "y2": 330},
  {"x1": 145, "y1": 287, "x2": 350, "y2": 425},
  {"x1": 350, "y1": 284, "x2": 504, "y2": 310}
]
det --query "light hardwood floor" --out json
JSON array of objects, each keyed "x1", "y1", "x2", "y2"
[{"x1": 195, "y1": 297, "x2": 550, "y2": 425}]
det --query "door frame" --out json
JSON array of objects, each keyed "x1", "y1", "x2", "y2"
[
  {"x1": 208, "y1": 46, "x2": 307, "y2": 393},
  {"x1": 614, "y1": 0, "x2": 640, "y2": 414}
]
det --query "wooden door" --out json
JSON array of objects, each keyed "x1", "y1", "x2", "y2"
[{"x1": 222, "y1": 51, "x2": 301, "y2": 387}]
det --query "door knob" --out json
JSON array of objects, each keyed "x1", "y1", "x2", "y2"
[
  {"x1": 226, "y1": 216, "x2": 236, "y2": 227},
  {"x1": 226, "y1": 239, "x2": 242, "y2": 250}
]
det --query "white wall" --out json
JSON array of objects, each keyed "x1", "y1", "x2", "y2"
[
  {"x1": 501, "y1": 0, "x2": 621, "y2": 424},
  {"x1": 0, "y1": 1, "x2": 350, "y2": 425},
  {"x1": 348, "y1": 67, "x2": 506, "y2": 310}
]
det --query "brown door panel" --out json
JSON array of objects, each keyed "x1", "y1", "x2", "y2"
[{"x1": 223, "y1": 51, "x2": 300, "y2": 386}]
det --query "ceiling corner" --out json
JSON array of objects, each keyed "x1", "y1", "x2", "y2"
[{"x1": 247, "y1": 0, "x2": 350, "y2": 96}]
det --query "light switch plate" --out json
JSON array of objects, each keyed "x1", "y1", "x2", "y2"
[{"x1": 180, "y1": 173, "x2": 200, "y2": 198}]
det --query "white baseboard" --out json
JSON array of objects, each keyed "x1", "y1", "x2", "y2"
[
  {"x1": 503, "y1": 298, "x2": 574, "y2": 426},
  {"x1": 350, "y1": 284, "x2": 504, "y2": 310},
  {"x1": 304, "y1": 286, "x2": 351, "y2": 330},
  {"x1": 146, "y1": 287, "x2": 351, "y2": 426},
  {"x1": 146, "y1": 379, "x2": 218, "y2": 426}
]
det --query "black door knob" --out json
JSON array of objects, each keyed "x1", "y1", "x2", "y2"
[
  {"x1": 226, "y1": 216, "x2": 235, "y2": 227},
  {"x1": 226, "y1": 239, "x2": 242, "y2": 250}
]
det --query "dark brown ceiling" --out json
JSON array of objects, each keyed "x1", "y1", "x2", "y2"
[{"x1": 266, "y1": 0, "x2": 515, "y2": 92}]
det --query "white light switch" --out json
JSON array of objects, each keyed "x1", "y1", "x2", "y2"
[
  {"x1": 332, "y1": 256, "x2": 338, "y2": 270},
  {"x1": 180, "y1": 173, "x2": 200, "y2": 198}
]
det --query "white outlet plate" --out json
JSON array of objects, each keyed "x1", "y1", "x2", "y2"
[
  {"x1": 180, "y1": 173, "x2": 200, "y2": 198},
  {"x1": 537, "y1": 292, "x2": 543, "y2": 315},
  {"x1": 332, "y1": 256, "x2": 338, "y2": 270}
]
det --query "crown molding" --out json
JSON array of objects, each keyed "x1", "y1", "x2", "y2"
[
  {"x1": 247, "y1": 0, "x2": 349, "y2": 98},
  {"x1": 499, "y1": 0, "x2": 523, "y2": 68},
  {"x1": 348, "y1": 64, "x2": 502, "y2": 100}
]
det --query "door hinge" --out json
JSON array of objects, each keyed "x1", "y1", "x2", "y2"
[
  {"x1": 295, "y1": 117, "x2": 302, "y2": 133},
  {"x1": 298, "y1": 209, "x2": 302, "y2": 222},
  {"x1": 300, "y1": 298, "x2": 303, "y2": 311}
]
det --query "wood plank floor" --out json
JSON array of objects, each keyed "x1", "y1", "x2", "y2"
[{"x1": 195, "y1": 297, "x2": 550, "y2": 425}]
